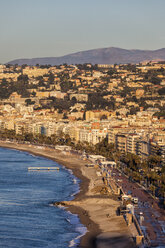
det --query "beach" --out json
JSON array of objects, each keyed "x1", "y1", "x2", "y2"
[{"x1": 0, "y1": 141, "x2": 134, "y2": 248}]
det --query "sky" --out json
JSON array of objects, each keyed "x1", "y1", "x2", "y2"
[{"x1": 0, "y1": 0, "x2": 165, "y2": 63}]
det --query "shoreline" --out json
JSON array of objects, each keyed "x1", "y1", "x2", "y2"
[{"x1": 0, "y1": 141, "x2": 134, "y2": 248}]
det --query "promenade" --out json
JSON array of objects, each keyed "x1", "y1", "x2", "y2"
[{"x1": 111, "y1": 167, "x2": 165, "y2": 247}]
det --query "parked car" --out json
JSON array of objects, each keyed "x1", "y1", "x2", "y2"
[{"x1": 132, "y1": 197, "x2": 138, "y2": 204}]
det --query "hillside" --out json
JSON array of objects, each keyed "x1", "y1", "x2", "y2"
[{"x1": 8, "y1": 47, "x2": 165, "y2": 65}]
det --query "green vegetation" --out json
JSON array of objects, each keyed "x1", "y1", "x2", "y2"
[{"x1": 158, "y1": 87, "x2": 165, "y2": 95}]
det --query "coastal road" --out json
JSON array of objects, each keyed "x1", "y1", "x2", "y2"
[{"x1": 111, "y1": 168, "x2": 165, "y2": 247}]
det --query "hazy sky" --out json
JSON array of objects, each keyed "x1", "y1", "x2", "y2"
[{"x1": 0, "y1": 0, "x2": 165, "y2": 63}]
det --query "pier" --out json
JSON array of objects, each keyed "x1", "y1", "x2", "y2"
[{"x1": 28, "y1": 167, "x2": 59, "y2": 171}]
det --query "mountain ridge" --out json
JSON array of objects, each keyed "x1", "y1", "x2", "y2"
[{"x1": 7, "y1": 47, "x2": 165, "y2": 66}]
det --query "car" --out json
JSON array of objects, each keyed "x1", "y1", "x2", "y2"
[
  {"x1": 127, "y1": 190, "x2": 132, "y2": 195},
  {"x1": 132, "y1": 197, "x2": 138, "y2": 204}
]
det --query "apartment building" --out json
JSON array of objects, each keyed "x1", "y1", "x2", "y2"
[
  {"x1": 114, "y1": 130, "x2": 150, "y2": 159},
  {"x1": 32, "y1": 122, "x2": 46, "y2": 135},
  {"x1": 79, "y1": 129, "x2": 92, "y2": 144},
  {"x1": 126, "y1": 134, "x2": 140, "y2": 154},
  {"x1": 91, "y1": 129, "x2": 107, "y2": 144},
  {"x1": 108, "y1": 127, "x2": 132, "y2": 144},
  {"x1": 115, "y1": 133, "x2": 127, "y2": 153},
  {"x1": 150, "y1": 132, "x2": 165, "y2": 165},
  {"x1": 137, "y1": 137, "x2": 150, "y2": 160},
  {"x1": 44, "y1": 122, "x2": 57, "y2": 137},
  {"x1": 0, "y1": 119, "x2": 5, "y2": 130},
  {"x1": 79, "y1": 128, "x2": 107, "y2": 145},
  {"x1": 15, "y1": 121, "x2": 26, "y2": 135}
]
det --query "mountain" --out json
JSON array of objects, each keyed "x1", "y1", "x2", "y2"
[{"x1": 7, "y1": 47, "x2": 165, "y2": 65}]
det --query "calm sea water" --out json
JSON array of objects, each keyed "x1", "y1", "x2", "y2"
[{"x1": 0, "y1": 147, "x2": 86, "y2": 248}]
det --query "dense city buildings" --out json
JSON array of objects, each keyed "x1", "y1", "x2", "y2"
[{"x1": 0, "y1": 61, "x2": 165, "y2": 199}]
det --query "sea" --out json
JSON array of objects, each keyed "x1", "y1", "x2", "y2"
[{"x1": 0, "y1": 147, "x2": 86, "y2": 248}]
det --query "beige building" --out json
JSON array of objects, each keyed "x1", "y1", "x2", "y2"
[
  {"x1": 137, "y1": 138, "x2": 150, "y2": 160},
  {"x1": 69, "y1": 93, "x2": 88, "y2": 102},
  {"x1": 35, "y1": 91, "x2": 50, "y2": 98},
  {"x1": 79, "y1": 128, "x2": 107, "y2": 145},
  {"x1": 115, "y1": 133, "x2": 127, "y2": 153},
  {"x1": 23, "y1": 68, "x2": 49, "y2": 77},
  {"x1": 126, "y1": 134, "x2": 140, "y2": 154},
  {"x1": 49, "y1": 91, "x2": 67, "y2": 99},
  {"x1": 85, "y1": 110, "x2": 111, "y2": 121}
]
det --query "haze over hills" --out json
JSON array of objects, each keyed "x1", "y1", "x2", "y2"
[{"x1": 7, "y1": 47, "x2": 165, "y2": 66}]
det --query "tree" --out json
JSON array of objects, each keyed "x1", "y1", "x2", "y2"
[
  {"x1": 150, "y1": 76, "x2": 161, "y2": 85},
  {"x1": 48, "y1": 73, "x2": 54, "y2": 84},
  {"x1": 100, "y1": 114, "x2": 107, "y2": 120},
  {"x1": 147, "y1": 155, "x2": 161, "y2": 169},
  {"x1": 17, "y1": 74, "x2": 29, "y2": 82},
  {"x1": 158, "y1": 87, "x2": 165, "y2": 95},
  {"x1": 31, "y1": 91, "x2": 36, "y2": 97},
  {"x1": 63, "y1": 113, "x2": 68, "y2": 119},
  {"x1": 107, "y1": 68, "x2": 117, "y2": 76},
  {"x1": 71, "y1": 96, "x2": 77, "y2": 104},
  {"x1": 129, "y1": 107, "x2": 140, "y2": 115},
  {"x1": 25, "y1": 98, "x2": 35, "y2": 106}
]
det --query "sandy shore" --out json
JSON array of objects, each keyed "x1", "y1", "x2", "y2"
[{"x1": 0, "y1": 141, "x2": 135, "y2": 248}]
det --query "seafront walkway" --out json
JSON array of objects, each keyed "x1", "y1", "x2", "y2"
[
  {"x1": 101, "y1": 169, "x2": 145, "y2": 247},
  {"x1": 109, "y1": 167, "x2": 165, "y2": 247}
]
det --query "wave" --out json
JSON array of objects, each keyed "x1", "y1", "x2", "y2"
[
  {"x1": 69, "y1": 226, "x2": 87, "y2": 247},
  {"x1": 63, "y1": 211, "x2": 87, "y2": 247},
  {"x1": 0, "y1": 201, "x2": 25, "y2": 206},
  {"x1": 67, "y1": 168, "x2": 74, "y2": 175},
  {"x1": 73, "y1": 178, "x2": 77, "y2": 184},
  {"x1": 0, "y1": 160, "x2": 31, "y2": 163},
  {"x1": 71, "y1": 192, "x2": 78, "y2": 197},
  {"x1": 66, "y1": 218, "x2": 71, "y2": 223}
]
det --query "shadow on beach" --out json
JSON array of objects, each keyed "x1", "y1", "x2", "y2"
[{"x1": 80, "y1": 232, "x2": 136, "y2": 248}]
